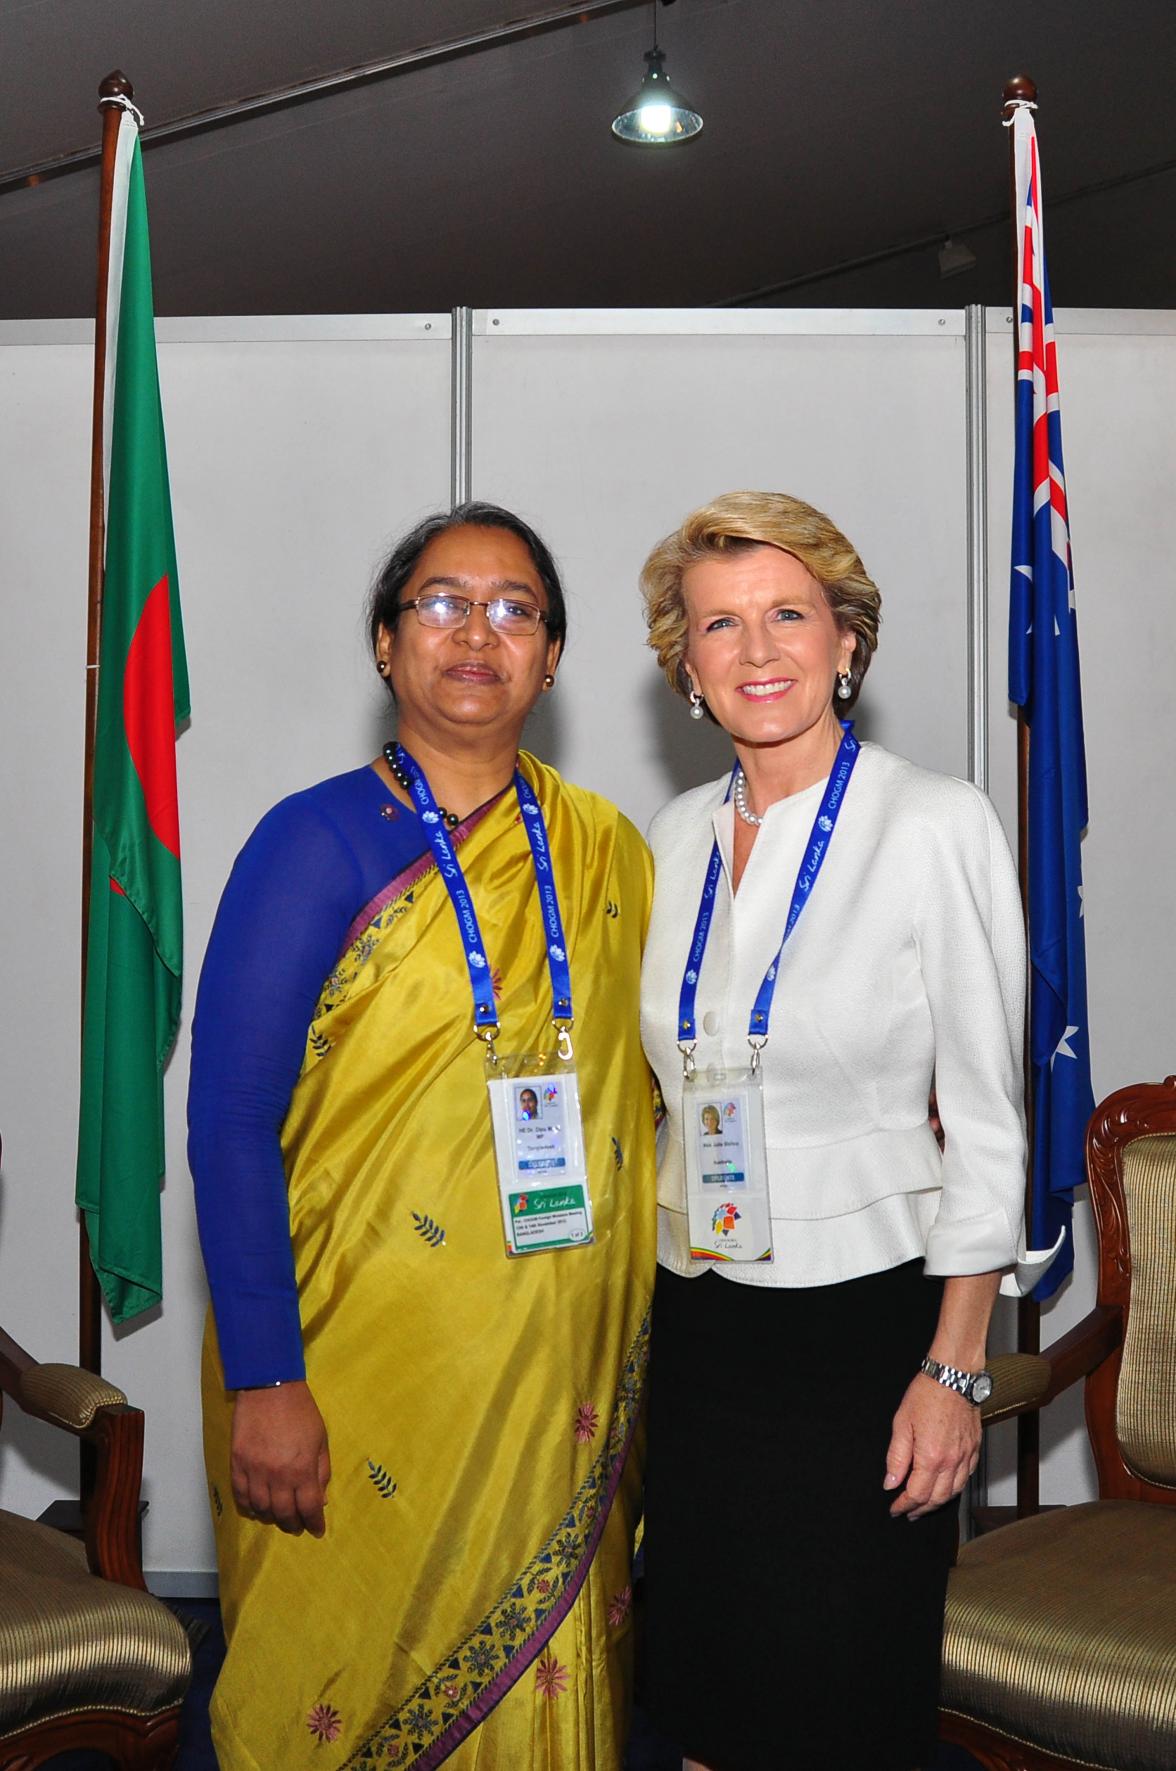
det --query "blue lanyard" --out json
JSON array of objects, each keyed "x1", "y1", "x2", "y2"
[
  {"x1": 394, "y1": 746, "x2": 573, "y2": 1040},
  {"x1": 677, "y1": 724, "x2": 860, "y2": 1056}
]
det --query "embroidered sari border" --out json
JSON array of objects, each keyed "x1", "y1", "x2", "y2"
[
  {"x1": 417, "y1": 1351, "x2": 643, "y2": 1769},
  {"x1": 343, "y1": 1309, "x2": 650, "y2": 1770},
  {"x1": 338, "y1": 798, "x2": 497, "y2": 959}
]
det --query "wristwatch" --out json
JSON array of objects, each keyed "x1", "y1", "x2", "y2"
[{"x1": 919, "y1": 1355, "x2": 993, "y2": 1406}]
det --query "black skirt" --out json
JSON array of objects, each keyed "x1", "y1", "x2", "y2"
[{"x1": 640, "y1": 1260, "x2": 956, "y2": 1771}]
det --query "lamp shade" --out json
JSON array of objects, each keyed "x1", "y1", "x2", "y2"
[{"x1": 611, "y1": 48, "x2": 702, "y2": 144}]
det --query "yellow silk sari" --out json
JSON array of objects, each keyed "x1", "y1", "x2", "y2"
[{"x1": 202, "y1": 755, "x2": 656, "y2": 1770}]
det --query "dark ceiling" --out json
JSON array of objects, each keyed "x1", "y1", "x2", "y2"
[{"x1": 2, "y1": 0, "x2": 1174, "y2": 319}]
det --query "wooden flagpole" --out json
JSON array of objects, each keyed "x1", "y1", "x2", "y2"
[
  {"x1": 1003, "y1": 72, "x2": 1041, "y2": 1519},
  {"x1": 79, "y1": 70, "x2": 135, "y2": 1392}
]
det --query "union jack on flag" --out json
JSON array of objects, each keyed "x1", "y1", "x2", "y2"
[{"x1": 1008, "y1": 103, "x2": 1094, "y2": 1299}]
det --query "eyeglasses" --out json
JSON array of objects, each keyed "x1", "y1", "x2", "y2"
[{"x1": 396, "y1": 594, "x2": 552, "y2": 637}]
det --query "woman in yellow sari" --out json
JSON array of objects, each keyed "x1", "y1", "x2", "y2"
[{"x1": 189, "y1": 505, "x2": 656, "y2": 1770}]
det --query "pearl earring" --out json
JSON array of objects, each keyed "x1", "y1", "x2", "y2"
[
  {"x1": 836, "y1": 672, "x2": 852, "y2": 701},
  {"x1": 688, "y1": 689, "x2": 705, "y2": 722}
]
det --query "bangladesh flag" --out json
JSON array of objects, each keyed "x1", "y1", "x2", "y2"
[{"x1": 76, "y1": 111, "x2": 190, "y2": 1322}]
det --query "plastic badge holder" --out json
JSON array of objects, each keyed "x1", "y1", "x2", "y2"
[
  {"x1": 486, "y1": 1045, "x2": 593, "y2": 1255},
  {"x1": 682, "y1": 1064, "x2": 773, "y2": 1263}
]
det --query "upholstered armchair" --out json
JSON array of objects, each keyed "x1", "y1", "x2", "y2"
[
  {"x1": 0, "y1": 1315, "x2": 191, "y2": 1769},
  {"x1": 939, "y1": 1076, "x2": 1176, "y2": 1771}
]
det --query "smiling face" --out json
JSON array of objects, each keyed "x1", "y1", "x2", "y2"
[
  {"x1": 681, "y1": 545, "x2": 855, "y2": 751},
  {"x1": 376, "y1": 526, "x2": 561, "y2": 748}
]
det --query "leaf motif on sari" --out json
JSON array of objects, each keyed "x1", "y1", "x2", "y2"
[
  {"x1": 411, "y1": 1212, "x2": 446, "y2": 1248},
  {"x1": 367, "y1": 1459, "x2": 398, "y2": 1499}
]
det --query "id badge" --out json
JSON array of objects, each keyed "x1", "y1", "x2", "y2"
[
  {"x1": 682, "y1": 1066, "x2": 773, "y2": 1263},
  {"x1": 486, "y1": 1048, "x2": 594, "y2": 1256}
]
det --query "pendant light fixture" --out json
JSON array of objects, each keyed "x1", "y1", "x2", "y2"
[{"x1": 611, "y1": 1, "x2": 703, "y2": 145}]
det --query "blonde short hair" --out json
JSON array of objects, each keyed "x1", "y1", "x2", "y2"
[{"x1": 641, "y1": 490, "x2": 881, "y2": 709}]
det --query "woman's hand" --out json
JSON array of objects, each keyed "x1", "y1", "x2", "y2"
[
  {"x1": 231, "y1": 1380, "x2": 331, "y2": 1537},
  {"x1": 883, "y1": 1373, "x2": 980, "y2": 1521}
]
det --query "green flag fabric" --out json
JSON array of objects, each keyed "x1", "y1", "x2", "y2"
[{"x1": 76, "y1": 114, "x2": 190, "y2": 1323}]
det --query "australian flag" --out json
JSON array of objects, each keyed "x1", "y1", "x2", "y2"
[{"x1": 1008, "y1": 105, "x2": 1094, "y2": 1299}]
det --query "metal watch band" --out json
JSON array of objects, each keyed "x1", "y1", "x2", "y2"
[{"x1": 920, "y1": 1355, "x2": 991, "y2": 1405}]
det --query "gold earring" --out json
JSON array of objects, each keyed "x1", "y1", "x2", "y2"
[
  {"x1": 543, "y1": 674, "x2": 555, "y2": 689},
  {"x1": 377, "y1": 659, "x2": 388, "y2": 676}
]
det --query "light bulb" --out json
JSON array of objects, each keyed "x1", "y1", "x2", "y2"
[{"x1": 638, "y1": 101, "x2": 674, "y2": 136}]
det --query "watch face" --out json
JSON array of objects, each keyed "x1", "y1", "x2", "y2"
[{"x1": 971, "y1": 1372, "x2": 994, "y2": 1404}]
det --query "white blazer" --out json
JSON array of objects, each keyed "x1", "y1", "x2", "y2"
[{"x1": 640, "y1": 742, "x2": 1059, "y2": 1295}]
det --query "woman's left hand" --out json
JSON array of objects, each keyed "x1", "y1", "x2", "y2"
[{"x1": 883, "y1": 1374, "x2": 981, "y2": 1520}]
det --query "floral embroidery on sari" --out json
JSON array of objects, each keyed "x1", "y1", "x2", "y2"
[
  {"x1": 534, "y1": 1652, "x2": 569, "y2": 1698},
  {"x1": 574, "y1": 1401, "x2": 600, "y2": 1443},
  {"x1": 307, "y1": 1703, "x2": 343, "y2": 1743}
]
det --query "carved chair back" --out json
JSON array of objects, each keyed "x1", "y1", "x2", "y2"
[{"x1": 1086, "y1": 1076, "x2": 1176, "y2": 1502}]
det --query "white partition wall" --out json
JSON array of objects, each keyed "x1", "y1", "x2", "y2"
[
  {"x1": 471, "y1": 311, "x2": 973, "y2": 832},
  {"x1": 0, "y1": 307, "x2": 1173, "y2": 1582}
]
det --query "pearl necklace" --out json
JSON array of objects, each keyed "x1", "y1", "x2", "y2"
[
  {"x1": 383, "y1": 743, "x2": 460, "y2": 830},
  {"x1": 733, "y1": 769, "x2": 762, "y2": 828}
]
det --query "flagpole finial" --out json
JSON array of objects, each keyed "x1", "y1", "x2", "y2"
[
  {"x1": 1003, "y1": 74, "x2": 1037, "y2": 116},
  {"x1": 98, "y1": 71, "x2": 134, "y2": 107}
]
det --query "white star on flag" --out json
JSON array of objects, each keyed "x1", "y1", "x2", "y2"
[
  {"x1": 1051, "y1": 1025, "x2": 1079, "y2": 1070},
  {"x1": 1077, "y1": 884, "x2": 1085, "y2": 918}
]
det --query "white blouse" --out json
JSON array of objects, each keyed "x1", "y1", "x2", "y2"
[{"x1": 640, "y1": 742, "x2": 1059, "y2": 1295}]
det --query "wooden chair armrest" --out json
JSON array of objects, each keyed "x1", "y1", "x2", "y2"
[
  {"x1": 980, "y1": 1304, "x2": 1123, "y2": 1428},
  {"x1": 18, "y1": 1361, "x2": 130, "y2": 1433},
  {"x1": 980, "y1": 1352, "x2": 1051, "y2": 1425},
  {"x1": 86, "y1": 1404, "x2": 148, "y2": 1588},
  {"x1": 0, "y1": 1325, "x2": 146, "y2": 1588},
  {"x1": 1, "y1": 1327, "x2": 129, "y2": 1436}
]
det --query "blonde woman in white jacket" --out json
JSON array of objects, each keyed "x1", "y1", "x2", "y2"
[{"x1": 636, "y1": 491, "x2": 1054, "y2": 1771}]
